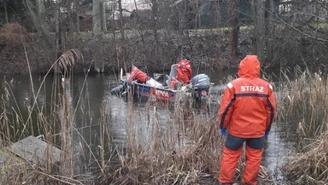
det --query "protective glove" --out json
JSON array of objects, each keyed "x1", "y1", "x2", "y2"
[
  {"x1": 220, "y1": 129, "x2": 227, "y2": 136},
  {"x1": 131, "y1": 80, "x2": 137, "y2": 85},
  {"x1": 265, "y1": 131, "x2": 270, "y2": 137}
]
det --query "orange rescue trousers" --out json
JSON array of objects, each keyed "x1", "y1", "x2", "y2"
[{"x1": 218, "y1": 134, "x2": 264, "y2": 185}]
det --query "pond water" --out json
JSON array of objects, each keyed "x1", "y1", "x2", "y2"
[{"x1": 0, "y1": 69, "x2": 291, "y2": 184}]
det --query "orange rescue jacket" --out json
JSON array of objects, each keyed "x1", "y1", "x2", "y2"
[
  {"x1": 218, "y1": 55, "x2": 276, "y2": 138},
  {"x1": 176, "y1": 59, "x2": 192, "y2": 84},
  {"x1": 127, "y1": 66, "x2": 149, "y2": 84}
]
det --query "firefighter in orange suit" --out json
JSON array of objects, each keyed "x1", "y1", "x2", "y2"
[
  {"x1": 218, "y1": 55, "x2": 276, "y2": 185},
  {"x1": 176, "y1": 55, "x2": 192, "y2": 84},
  {"x1": 127, "y1": 66, "x2": 149, "y2": 85}
]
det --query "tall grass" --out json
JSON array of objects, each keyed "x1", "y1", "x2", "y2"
[
  {"x1": 276, "y1": 67, "x2": 328, "y2": 184},
  {"x1": 276, "y1": 68, "x2": 328, "y2": 138},
  {"x1": 0, "y1": 45, "x2": 112, "y2": 184},
  {"x1": 100, "y1": 103, "x2": 222, "y2": 184}
]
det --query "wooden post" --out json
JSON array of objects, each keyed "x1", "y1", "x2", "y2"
[{"x1": 60, "y1": 77, "x2": 74, "y2": 177}]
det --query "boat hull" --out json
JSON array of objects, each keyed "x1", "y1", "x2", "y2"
[{"x1": 131, "y1": 83, "x2": 178, "y2": 104}]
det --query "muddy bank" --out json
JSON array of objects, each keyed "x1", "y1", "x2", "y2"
[{"x1": 0, "y1": 28, "x2": 253, "y2": 75}]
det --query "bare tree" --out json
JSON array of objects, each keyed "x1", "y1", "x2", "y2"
[
  {"x1": 252, "y1": 0, "x2": 266, "y2": 63},
  {"x1": 55, "y1": 0, "x2": 62, "y2": 58},
  {"x1": 93, "y1": 0, "x2": 104, "y2": 72},
  {"x1": 177, "y1": 0, "x2": 187, "y2": 58},
  {"x1": 74, "y1": 0, "x2": 80, "y2": 33},
  {"x1": 228, "y1": 0, "x2": 240, "y2": 60},
  {"x1": 214, "y1": 0, "x2": 222, "y2": 67},
  {"x1": 118, "y1": 0, "x2": 127, "y2": 72},
  {"x1": 36, "y1": 0, "x2": 45, "y2": 18},
  {"x1": 150, "y1": 0, "x2": 160, "y2": 62},
  {"x1": 93, "y1": 0, "x2": 101, "y2": 35},
  {"x1": 3, "y1": 0, "x2": 8, "y2": 24},
  {"x1": 101, "y1": 0, "x2": 107, "y2": 33},
  {"x1": 133, "y1": 0, "x2": 145, "y2": 41},
  {"x1": 265, "y1": 0, "x2": 275, "y2": 65}
]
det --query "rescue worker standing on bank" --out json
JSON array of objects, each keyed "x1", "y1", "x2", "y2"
[
  {"x1": 127, "y1": 66, "x2": 149, "y2": 85},
  {"x1": 218, "y1": 55, "x2": 276, "y2": 185}
]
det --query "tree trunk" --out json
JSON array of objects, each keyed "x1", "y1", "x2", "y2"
[
  {"x1": 64, "y1": 0, "x2": 73, "y2": 48},
  {"x1": 134, "y1": 0, "x2": 145, "y2": 42},
  {"x1": 252, "y1": 0, "x2": 266, "y2": 63},
  {"x1": 93, "y1": 0, "x2": 101, "y2": 35},
  {"x1": 228, "y1": 0, "x2": 240, "y2": 60},
  {"x1": 215, "y1": 0, "x2": 222, "y2": 67},
  {"x1": 93, "y1": 0, "x2": 104, "y2": 72},
  {"x1": 195, "y1": 0, "x2": 199, "y2": 30},
  {"x1": 101, "y1": 0, "x2": 107, "y2": 33},
  {"x1": 4, "y1": 0, "x2": 8, "y2": 24},
  {"x1": 75, "y1": 0, "x2": 80, "y2": 33},
  {"x1": 266, "y1": 0, "x2": 275, "y2": 65},
  {"x1": 26, "y1": 0, "x2": 55, "y2": 66},
  {"x1": 151, "y1": 0, "x2": 160, "y2": 64},
  {"x1": 178, "y1": 1, "x2": 187, "y2": 58},
  {"x1": 55, "y1": 1, "x2": 62, "y2": 59},
  {"x1": 109, "y1": 0, "x2": 119, "y2": 73},
  {"x1": 36, "y1": 0, "x2": 45, "y2": 18},
  {"x1": 118, "y1": 0, "x2": 127, "y2": 72}
]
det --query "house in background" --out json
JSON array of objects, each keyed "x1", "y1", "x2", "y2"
[{"x1": 108, "y1": 0, "x2": 152, "y2": 29}]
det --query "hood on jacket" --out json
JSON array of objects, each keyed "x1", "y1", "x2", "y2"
[{"x1": 237, "y1": 55, "x2": 260, "y2": 78}]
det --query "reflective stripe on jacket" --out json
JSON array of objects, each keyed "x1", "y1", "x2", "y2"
[{"x1": 218, "y1": 55, "x2": 276, "y2": 138}]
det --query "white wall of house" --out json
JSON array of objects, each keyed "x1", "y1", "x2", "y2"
[{"x1": 107, "y1": 0, "x2": 151, "y2": 20}]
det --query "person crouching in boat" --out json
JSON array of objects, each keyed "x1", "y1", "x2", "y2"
[
  {"x1": 127, "y1": 66, "x2": 149, "y2": 85},
  {"x1": 170, "y1": 55, "x2": 192, "y2": 89}
]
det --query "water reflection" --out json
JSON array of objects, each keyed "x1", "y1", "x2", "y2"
[{"x1": 263, "y1": 124, "x2": 293, "y2": 182}]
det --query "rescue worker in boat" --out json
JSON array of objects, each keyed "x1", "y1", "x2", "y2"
[
  {"x1": 127, "y1": 66, "x2": 149, "y2": 85},
  {"x1": 218, "y1": 55, "x2": 276, "y2": 185},
  {"x1": 170, "y1": 55, "x2": 192, "y2": 89},
  {"x1": 176, "y1": 55, "x2": 192, "y2": 84}
]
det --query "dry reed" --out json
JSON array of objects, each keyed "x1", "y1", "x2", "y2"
[
  {"x1": 97, "y1": 94, "x2": 275, "y2": 185},
  {"x1": 276, "y1": 67, "x2": 328, "y2": 184},
  {"x1": 282, "y1": 133, "x2": 328, "y2": 184},
  {"x1": 0, "y1": 45, "x2": 101, "y2": 185},
  {"x1": 276, "y1": 68, "x2": 328, "y2": 136}
]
